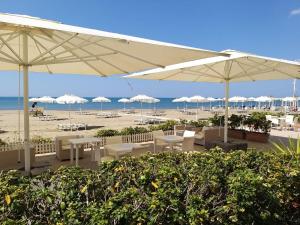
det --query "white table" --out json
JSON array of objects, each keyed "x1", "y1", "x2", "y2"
[
  {"x1": 69, "y1": 137, "x2": 102, "y2": 166},
  {"x1": 154, "y1": 135, "x2": 184, "y2": 153},
  {"x1": 104, "y1": 143, "x2": 141, "y2": 159}
]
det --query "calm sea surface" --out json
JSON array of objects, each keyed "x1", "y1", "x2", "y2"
[{"x1": 0, "y1": 97, "x2": 283, "y2": 110}]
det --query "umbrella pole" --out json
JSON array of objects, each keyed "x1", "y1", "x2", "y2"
[
  {"x1": 23, "y1": 33, "x2": 31, "y2": 174},
  {"x1": 224, "y1": 80, "x2": 229, "y2": 143}
]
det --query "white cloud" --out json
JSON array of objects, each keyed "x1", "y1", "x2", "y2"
[{"x1": 290, "y1": 8, "x2": 300, "y2": 16}]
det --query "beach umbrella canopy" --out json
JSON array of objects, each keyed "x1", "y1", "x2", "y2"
[
  {"x1": 37, "y1": 96, "x2": 56, "y2": 103},
  {"x1": 130, "y1": 95, "x2": 154, "y2": 119},
  {"x1": 118, "y1": 98, "x2": 130, "y2": 110},
  {"x1": 130, "y1": 94, "x2": 154, "y2": 103},
  {"x1": 282, "y1": 96, "x2": 298, "y2": 102},
  {"x1": 173, "y1": 97, "x2": 190, "y2": 103},
  {"x1": 56, "y1": 94, "x2": 88, "y2": 104},
  {"x1": 0, "y1": 13, "x2": 223, "y2": 173},
  {"x1": 92, "y1": 97, "x2": 111, "y2": 103},
  {"x1": 254, "y1": 96, "x2": 272, "y2": 102},
  {"x1": 247, "y1": 97, "x2": 256, "y2": 101},
  {"x1": 125, "y1": 49, "x2": 300, "y2": 143},
  {"x1": 189, "y1": 95, "x2": 206, "y2": 102},
  {"x1": 229, "y1": 96, "x2": 247, "y2": 102},
  {"x1": 92, "y1": 96, "x2": 111, "y2": 111},
  {"x1": 118, "y1": 98, "x2": 130, "y2": 103},
  {"x1": 29, "y1": 97, "x2": 39, "y2": 102},
  {"x1": 56, "y1": 94, "x2": 88, "y2": 123}
]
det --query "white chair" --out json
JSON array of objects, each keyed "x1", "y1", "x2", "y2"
[
  {"x1": 266, "y1": 115, "x2": 279, "y2": 127},
  {"x1": 183, "y1": 130, "x2": 196, "y2": 137},
  {"x1": 285, "y1": 115, "x2": 294, "y2": 126}
]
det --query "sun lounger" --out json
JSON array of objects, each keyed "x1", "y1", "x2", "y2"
[
  {"x1": 39, "y1": 114, "x2": 57, "y2": 121},
  {"x1": 58, "y1": 123, "x2": 87, "y2": 131},
  {"x1": 96, "y1": 111, "x2": 119, "y2": 118}
]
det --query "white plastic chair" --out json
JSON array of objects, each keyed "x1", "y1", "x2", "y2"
[{"x1": 183, "y1": 130, "x2": 195, "y2": 137}]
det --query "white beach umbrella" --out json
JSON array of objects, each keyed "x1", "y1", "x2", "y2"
[
  {"x1": 247, "y1": 97, "x2": 256, "y2": 101},
  {"x1": 282, "y1": 96, "x2": 297, "y2": 102},
  {"x1": 92, "y1": 97, "x2": 111, "y2": 111},
  {"x1": 118, "y1": 98, "x2": 130, "y2": 110},
  {"x1": 125, "y1": 49, "x2": 300, "y2": 143},
  {"x1": 130, "y1": 94, "x2": 153, "y2": 120},
  {"x1": 206, "y1": 97, "x2": 217, "y2": 109},
  {"x1": 229, "y1": 96, "x2": 247, "y2": 102},
  {"x1": 37, "y1": 96, "x2": 56, "y2": 104},
  {"x1": 0, "y1": 13, "x2": 222, "y2": 173},
  {"x1": 229, "y1": 96, "x2": 247, "y2": 108},
  {"x1": 29, "y1": 97, "x2": 39, "y2": 102},
  {"x1": 56, "y1": 94, "x2": 88, "y2": 122},
  {"x1": 189, "y1": 95, "x2": 206, "y2": 119},
  {"x1": 36, "y1": 96, "x2": 56, "y2": 112}
]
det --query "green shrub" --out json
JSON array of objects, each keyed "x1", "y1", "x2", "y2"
[
  {"x1": 149, "y1": 120, "x2": 178, "y2": 131},
  {"x1": 30, "y1": 135, "x2": 52, "y2": 143},
  {"x1": 244, "y1": 112, "x2": 271, "y2": 133},
  {"x1": 95, "y1": 129, "x2": 120, "y2": 137},
  {"x1": 229, "y1": 114, "x2": 245, "y2": 129},
  {"x1": 209, "y1": 114, "x2": 225, "y2": 126},
  {"x1": 188, "y1": 119, "x2": 209, "y2": 128},
  {"x1": 0, "y1": 149, "x2": 299, "y2": 224},
  {"x1": 120, "y1": 126, "x2": 149, "y2": 135}
]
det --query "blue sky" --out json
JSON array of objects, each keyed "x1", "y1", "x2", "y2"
[{"x1": 0, "y1": 0, "x2": 299, "y2": 98}]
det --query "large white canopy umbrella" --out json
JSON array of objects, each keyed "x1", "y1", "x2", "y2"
[
  {"x1": 56, "y1": 94, "x2": 88, "y2": 123},
  {"x1": 255, "y1": 96, "x2": 273, "y2": 109},
  {"x1": 130, "y1": 94, "x2": 154, "y2": 120},
  {"x1": 118, "y1": 98, "x2": 130, "y2": 110},
  {"x1": 36, "y1": 96, "x2": 56, "y2": 112},
  {"x1": 125, "y1": 49, "x2": 300, "y2": 143},
  {"x1": 92, "y1": 96, "x2": 111, "y2": 111},
  {"x1": 29, "y1": 97, "x2": 39, "y2": 102},
  {"x1": 189, "y1": 95, "x2": 206, "y2": 119},
  {"x1": 0, "y1": 13, "x2": 222, "y2": 173}
]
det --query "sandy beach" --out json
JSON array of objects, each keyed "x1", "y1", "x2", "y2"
[
  {"x1": 0, "y1": 109, "x2": 215, "y2": 141},
  {"x1": 1, "y1": 108, "x2": 299, "y2": 142}
]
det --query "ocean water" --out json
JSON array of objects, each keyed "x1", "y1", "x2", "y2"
[{"x1": 0, "y1": 97, "x2": 284, "y2": 111}]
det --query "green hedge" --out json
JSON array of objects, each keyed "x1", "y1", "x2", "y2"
[{"x1": 1, "y1": 149, "x2": 299, "y2": 224}]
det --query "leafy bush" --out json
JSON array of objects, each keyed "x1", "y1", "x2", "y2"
[
  {"x1": 228, "y1": 114, "x2": 245, "y2": 130},
  {"x1": 244, "y1": 112, "x2": 271, "y2": 134},
  {"x1": 209, "y1": 114, "x2": 225, "y2": 126},
  {"x1": 149, "y1": 120, "x2": 178, "y2": 131},
  {"x1": 95, "y1": 129, "x2": 120, "y2": 137},
  {"x1": 119, "y1": 126, "x2": 149, "y2": 135},
  {"x1": 30, "y1": 135, "x2": 52, "y2": 143},
  {"x1": 1, "y1": 149, "x2": 299, "y2": 224}
]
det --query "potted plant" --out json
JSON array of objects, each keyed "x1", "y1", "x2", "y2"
[
  {"x1": 228, "y1": 114, "x2": 245, "y2": 139},
  {"x1": 244, "y1": 112, "x2": 271, "y2": 143}
]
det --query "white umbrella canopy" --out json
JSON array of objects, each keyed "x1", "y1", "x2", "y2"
[
  {"x1": 56, "y1": 94, "x2": 88, "y2": 123},
  {"x1": 92, "y1": 96, "x2": 111, "y2": 111},
  {"x1": 282, "y1": 96, "x2": 298, "y2": 102},
  {"x1": 56, "y1": 94, "x2": 88, "y2": 104},
  {"x1": 118, "y1": 98, "x2": 130, "y2": 103},
  {"x1": 37, "y1": 96, "x2": 56, "y2": 103},
  {"x1": 247, "y1": 97, "x2": 256, "y2": 101},
  {"x1": 130, "y1": 95, "x2": 154, "y2": 119},
  {"x1": 0, "y1": 13, "x2": 223, "y2": 75},
  {"x1": 92, "y1": 96, "x2": 111, "y2": 103},
  {"x1": 125, "y1": 49, "x2": 300, "y2": 143},
  {"x1": 173, "y1": 97, "x2": 190, "y2": 103},
  {"x1": 0, "y1": 13, "x2": 223, "y2": 173},
  {"x1": 229, "y1": 96, "x2": 247, "y2": 102},
  {"x1": 118, "y1": 98, "x2": 130, "y2": 110},
  {"x1": 130, "y1": 94, "x2": 154, "y2": 103},
  {"x1": 189, "y1": 95, "x2": 206, "y2": 102},
  {"x1": 189, "y1": 95, "x2": 206, "y2": 119},
  {"x1": 29, "y1": 97, "x2": 39, "y2": 102}
]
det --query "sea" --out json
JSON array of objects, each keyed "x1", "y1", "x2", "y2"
[{"x1": 0, "y1": 97, "x2": 284, "y2": 111}]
